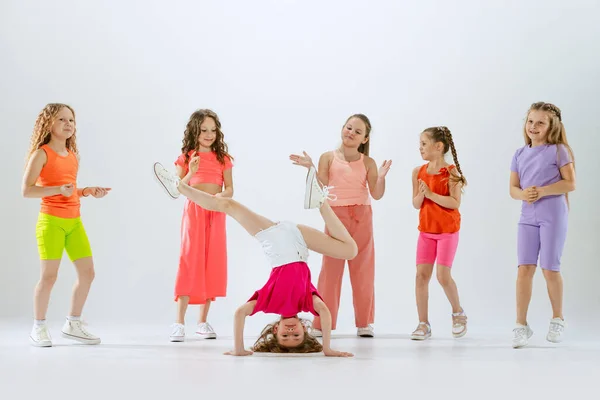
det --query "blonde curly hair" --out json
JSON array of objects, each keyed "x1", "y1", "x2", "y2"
[
  {"x1": 252, "y1": 319, "x2": 323, "y2": 354},
  {"x1": 26, "y1": 103, "x2": 78, "y2": 162}
]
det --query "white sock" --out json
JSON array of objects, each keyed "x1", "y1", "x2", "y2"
[
  {"x1": 67, "y1": 316, "x2": 81, "y2": 321},
  {"x1": 34, "y1": 319, "x2": 46, "y2": 327}
]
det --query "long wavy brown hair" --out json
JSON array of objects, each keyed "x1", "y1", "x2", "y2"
[
  {"x1": 523, "y1": 101, "x2": 575, "y2": 206},
  {"x1": 422, "y1": 126, "x2": 467, "y2": 188},
  {"x1": 252, "y1": 320, "x2": 323, "y2": 354},
  {"x1": 343, "y1": 114, "x2": 372, "y2": 156},
  {"x1": 26, "y1": 103, "x2": 78, "y2": 162},
  {"x1": 180, "y1": 109, "x2": 233, "y2": 166}
]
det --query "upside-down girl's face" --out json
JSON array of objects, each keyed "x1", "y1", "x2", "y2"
[{"x1": 273, "y1": 316, "x2": 306, "y2": 347}]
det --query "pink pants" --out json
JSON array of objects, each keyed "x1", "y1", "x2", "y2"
[
  {"x1": 416, "y1": 231, "x2": 459, "y2": 267},
  {"x1": 175, "y1": 199, "x2": 227, "y2": 305},
  {"x1": 313, "y1": 205, "x2": 374, "y2": 330}
]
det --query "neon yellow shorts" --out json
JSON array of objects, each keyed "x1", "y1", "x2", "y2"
[{"x1": 36, "y1": 213, "x2": 93, "y2": 261}]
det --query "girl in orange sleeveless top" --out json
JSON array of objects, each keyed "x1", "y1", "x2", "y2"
[
  {"x1": 22, "y1": 103, "x2": 111, "y2": 347},
  {"x1": 410, "y1": 126, "x2": 467, "y2": 341},
  {"x1": 290, "y1": 114, "x2": 392, "y2": 338},
  {"x1": 166, "y1": 109, "x2": 234, "y2": 342}
]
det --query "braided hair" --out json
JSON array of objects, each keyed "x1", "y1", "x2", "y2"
[{"x1": 422, "y1": 126, "x2": 467, "y2": 187}]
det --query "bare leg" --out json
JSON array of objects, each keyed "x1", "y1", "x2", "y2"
[
  {"x1": 415, "y1": 264, "x2": 434, "y2": 323},
  {"x1": 177, "y1": 182, "x2": 274, "y2": 236},
  {"x1": 69, "y1": 256, "x2": 95, "y2": 317},
  {"x1": 178, "y1": 180, "x2": 357, "y2": 258},
  {"x1": 297, "y1": 202, "x2": 358, "y2": 260},
  {"x1": 176, "y1": 296, "x2": 189, "y2": 324},
  {"x1": 34, "y1": 260, "x2": 61, "y2": 320},
  {"x1": 199, "y1": 299, "x2": 212, "y2": 323},
  {"x1": 516, "y1": 265, "x2": 536, "y2": 325},
  {"x1": 542, "y1": 269, "x2": 563, "y2": 319},
  {"x1": 436, "y1": 266, "x2": 462, "y2": 313}
]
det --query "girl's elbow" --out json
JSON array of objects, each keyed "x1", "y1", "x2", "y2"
[{"x1": 569, "y1": 181, "x2": 576, "y2": 192}]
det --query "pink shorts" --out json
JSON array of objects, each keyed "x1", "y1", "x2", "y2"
[{"x1": 416, "y1": 231, "x2": 459, "y2": 267}]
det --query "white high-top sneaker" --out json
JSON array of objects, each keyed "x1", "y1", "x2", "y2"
[
  {"x1": 512, "y1": 323, "x2": 533, "y2": 348},
  {"x1": 30, "y1": 324, "x2": 52, "y2": 347},
  {"x1": 546, "y1": 318, "x2": 566, "y2": 343},
  {"x1": 195, "y1": 322, "x2": 217, "y2": 339},
  {"x1": 61, "y1": 319, "x2": 101, "y2": 345},
  {"x1": 170, "y1": 323, "x2": 185, "y2": 342},
  {"x1": 153, "y1": 162, "x2": 181, "y2": 199},
  {"x1": 304, "y1": 167, "x2": 335, "y2": 209}
]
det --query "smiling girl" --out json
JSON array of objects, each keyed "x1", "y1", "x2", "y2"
[
  {"x1": 167, "y1": 109, "x2": 234, "y2": 342},
  {"x1": 410, "y1": 126, "x2": 468, "y2": 341},
  {"x1": 510, "y1": 102, "x2": 576, "y2": 348},
  {"x1": 22, "y1": 103, "x2": 111, "y2": 347}
]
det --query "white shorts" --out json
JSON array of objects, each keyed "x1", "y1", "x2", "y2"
[{"x1": 254, "y1": 221, "x2": 309, "y2": 268}]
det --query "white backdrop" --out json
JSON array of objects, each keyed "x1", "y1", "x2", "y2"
[{"x1": 1, "y1": 0, "x2": 599, "y2": 339}]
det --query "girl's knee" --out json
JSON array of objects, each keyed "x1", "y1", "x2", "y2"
[
  {"x1": 436, "y1": 267, "x2": 452, "y2": 286},
  {"x1": 518, "y1": 264, "x2": 536, "y2": 278},
  {"x1": 416, "y1": 271, "x2": 432, "y2": 284},
  {"x1": 39, "y1": 273, "x2": 58, "y2": 287},
  {"x1": 542, "y1": 268, "x2": 561, "y2": 280}
]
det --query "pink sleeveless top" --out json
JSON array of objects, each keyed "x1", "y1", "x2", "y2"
[{"x1": 327, "y1": 150, "x2": 370, "y2": 206}]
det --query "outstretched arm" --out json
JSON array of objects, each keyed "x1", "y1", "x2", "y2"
[
  {"x1": 224, "y1": 301, "x2": 256, "y2": 356},
  {"x1": 313, "y1": 297, "x2": 353, "y2": 357}
]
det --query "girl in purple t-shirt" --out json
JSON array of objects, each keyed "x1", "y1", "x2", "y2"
[
  {"x1": 509, "y1": 102, "x2": 576, "y2": 348},
  {"x1": 153, "y1": 161, "x2": 356, "y2": 357}
]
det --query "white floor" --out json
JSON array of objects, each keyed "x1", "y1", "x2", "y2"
[{"x1": 1, "y1": 323, "x2": 598, "y2": 399}]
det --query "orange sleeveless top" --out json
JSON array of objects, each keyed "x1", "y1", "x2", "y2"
[
  {"x1": 417, "y1": 164, "x2": 460, "y2": 233},
  {"x1": 37, "y1": 144, "x2": 81, "y2": 219},
  {"x1": 175, "y1": 150, "x2": 232, "y2": 186},
  {"x1": 327, "y1": 150, "x2": 370, "y2": 206}
]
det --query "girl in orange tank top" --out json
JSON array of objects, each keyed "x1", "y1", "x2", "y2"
[
  {"x1": 168, "y1": 109, "x2": 234, "y2": 342},
  {"x1": 22, "y1": 103, "x2": 111, "y2": 347},
  {"x1": 290, "y1": 114, "x2": 391, "y2": 338},
  {"x1": 410, "y1": 126, "x2": 468, "y2": 341}
]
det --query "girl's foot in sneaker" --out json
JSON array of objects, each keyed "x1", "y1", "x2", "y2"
[
  {"x1": 30, "y1": 323, "x2": 52, "y2": 347},
  {"x1": 304, "y1": 166, "x2": 336, "y2": 209},
  {"x1": 195, "y1": 322, "x2": 217, "y2": 339},
  {"x1": 170, "y1": 323, "x2": 185, "y2": 342},
  {"x1": 512, "y1": 323, "x2": 533, "y2": 348},
  {"x1": 546, "y1": 317, "x2": 566, "y2": 343},
  {"x1": 153, "y1": 162, "x2": 181, "y2": 199},
  {"x1": 357, "y1": 325, "x2": 375, "y2": 338},
  {"x1": 61, "y1": 319, "x2": 101, "y2": 345}
]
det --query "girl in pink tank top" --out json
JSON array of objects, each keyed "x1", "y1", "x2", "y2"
[{"x1": 290, "y1": 114, "x2": 391, "y2": 338}]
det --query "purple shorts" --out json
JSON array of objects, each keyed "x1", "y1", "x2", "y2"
[{"x1": 517, "y1": 196, "x2": 568, "y2": 271}]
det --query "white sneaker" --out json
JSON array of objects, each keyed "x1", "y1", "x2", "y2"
[
  {"x1": 61, "y1": 319, "x2": 101, "y2": 345},
  {"x1": 30, "y1": 324, "x2": 52, "y2": 347},
  {"x1": 195, "y1": 322, "x2": 217, "y2": 339},
  {"x1": 304, "y1": 166, "x2": 336, "y2": 209},
  {"x1": 512, "y1": 323, "x2": 533, "y2": 348},
  {"x1": 546, "y1": 318, "x2": 566, "y2": 343},
  {"x1": 153, "y1": 162, "x2": 181, "y2": 199},
  {"x1": 357, "y1": 325, "x2": 374, "y2": 338},
  {"x1": 170, "y1": 323, "x2": 185, "y2": 342}
]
